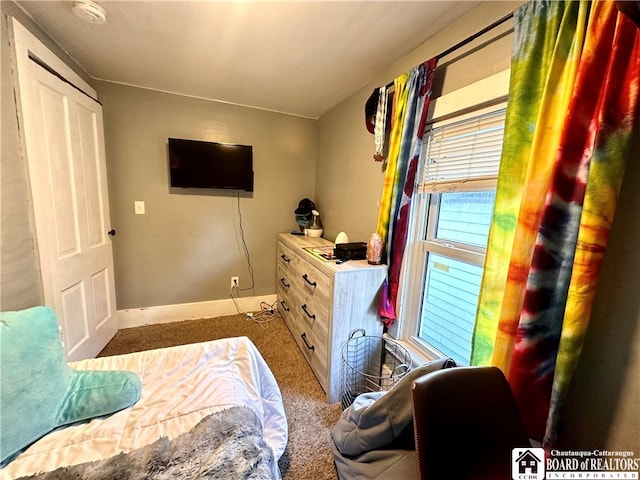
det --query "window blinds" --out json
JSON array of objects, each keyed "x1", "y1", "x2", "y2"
[{"x1": 419, "y1": 108, "x2": 507, "y2": 193}]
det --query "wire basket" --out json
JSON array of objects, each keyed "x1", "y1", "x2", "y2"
[{"x1": 341, "y1": 329, "x2": 413, "y2": 409}]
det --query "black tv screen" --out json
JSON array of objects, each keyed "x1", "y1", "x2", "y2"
[{"x1": 168, "y1": 138, "x2": 253, "y2": 191}]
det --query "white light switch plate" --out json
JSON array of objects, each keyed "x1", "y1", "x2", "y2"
[{"x1": 134, "y1": 201, "x2": 145, "y2": 215}]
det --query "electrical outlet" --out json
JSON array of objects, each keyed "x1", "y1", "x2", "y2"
[{"x1": 231, "y1": 276, "x2": 239, "y2": 289}]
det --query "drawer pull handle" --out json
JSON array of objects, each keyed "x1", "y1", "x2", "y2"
[
  {"x1": 302, "y1": 273, "x2": 317, "y2": 287},
  {"x1": 280, "y1": 254, "x2": 290, "y2": 263},
  {"x1": 301, "y1": 304, "x2": 316, "y2": 320},
  {"x1": 280, "y1": 277, "x2": 290, "y2": 288},
  {"x1": 301, "y1": 332, "x2": 315, "y2": 351},
  {"x1": 279, "y1": 300, "x2": 290, "y2": 312}
]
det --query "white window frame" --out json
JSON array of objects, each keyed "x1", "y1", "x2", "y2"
[{"x1": 392, "y1": 69, "x2": 511, "y2": 364}]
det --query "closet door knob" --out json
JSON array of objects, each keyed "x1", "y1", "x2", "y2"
[{"x1": 107, "y1": 229, "x2": 116, "y2": 236}]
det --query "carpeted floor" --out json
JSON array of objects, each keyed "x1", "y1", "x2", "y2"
[{"x1": 99, "y1": 312, "x2": 342, "y2": 480}]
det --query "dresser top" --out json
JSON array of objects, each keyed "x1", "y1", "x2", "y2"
[{"x1": 278, "y1": 232, "x2": 386, "y2": 277}]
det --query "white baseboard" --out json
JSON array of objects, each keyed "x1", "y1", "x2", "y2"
[{"x1": 117, "y1": 294, "x2": 278, "y2": 329}]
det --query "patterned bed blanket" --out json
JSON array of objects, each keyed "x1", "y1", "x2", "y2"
[{"x1": 19, "y1": 406, "x2": 280, "y2": 480}]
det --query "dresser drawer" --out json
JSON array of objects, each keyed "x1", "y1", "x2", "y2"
[
  {"x1": 277, "y1": 242, "x2": 299, "y2": 274},
  {"x1": 289, "y1": 257, "x2": 331, "y2": 308},
  {"x1": 276, "y1": 288, "x2": 295, "y2": 328},
  {"x1": 278, "y1": 264, "x2": 328, "y2": 322},
  {"x1": 277, "y1": 286, "x2": 328, "y2": 387},
  {"x1": 295, "y1": 320, "x2": 328, "y2": 388}
]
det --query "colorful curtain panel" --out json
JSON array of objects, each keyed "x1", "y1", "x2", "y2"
[
  {"x1": 471, "y1": 0, "x2": 640, "y2": 447},
  {"x1": 376, "y1": 59, "x2": 437, "y2": 324}
]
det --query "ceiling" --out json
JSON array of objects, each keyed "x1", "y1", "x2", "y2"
[{"x1": 15, "y1": 1, "x2": 482, "y2": 119}]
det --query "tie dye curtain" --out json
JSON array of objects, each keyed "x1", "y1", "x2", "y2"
[
  {"x1": 376, "y1": 59, "x2": 437, "y2": 325},
  {"x1": 471, "y1": 0, "x2": 640, "y2": 448}
]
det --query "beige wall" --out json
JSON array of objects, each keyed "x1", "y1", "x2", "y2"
[
  {"x1": 317, "y1": 0, "x2": 638, "y2": 453},
  {"x1": 96, "y1": 81, "x2": 317, "y2": 309}
]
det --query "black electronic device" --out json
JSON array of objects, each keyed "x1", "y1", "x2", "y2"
[
  {"x1": 334, "y1": 242, "x2": 367, "y2": 261},
  {"x1": 168, "y1": 138, "x2": 253, "y2": 191}
]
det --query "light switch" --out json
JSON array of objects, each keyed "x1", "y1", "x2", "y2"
[{"x1": 134, "y1": 201, "x2": 145, "y2": 215}]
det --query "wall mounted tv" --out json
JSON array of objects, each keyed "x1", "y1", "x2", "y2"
[{"x1": 168, "y1": 138, "x2": 253, "y2": 191}]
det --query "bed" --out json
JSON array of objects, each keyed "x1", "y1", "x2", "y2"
[{"x1": 0, "y1": 307, "x2": 288, "y2": 480}]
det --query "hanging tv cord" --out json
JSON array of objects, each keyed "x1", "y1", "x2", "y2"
[{"x1": 230, "y1": 191, "x2": 278, "y2": 328}]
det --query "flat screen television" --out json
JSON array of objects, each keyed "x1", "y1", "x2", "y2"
[{"x1": 168, "y1": 138, "x2": 253, "y2": 191}]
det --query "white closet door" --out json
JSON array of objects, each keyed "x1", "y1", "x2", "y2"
[{"x1": 12, "y1": 19, "x2": 117, "y2": 360}]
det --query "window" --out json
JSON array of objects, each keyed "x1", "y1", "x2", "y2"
[
  {"x1": 397, "y1": 105, "x2": 507, "y2": 366},
  {"x1": 419, "y1": 190, "x2": 496, "y2": 364}
]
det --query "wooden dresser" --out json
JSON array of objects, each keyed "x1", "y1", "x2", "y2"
[{"x1": 276, "y1": 233, "x2": 386, "y2": 403}]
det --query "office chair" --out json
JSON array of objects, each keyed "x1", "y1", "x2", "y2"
[{"x1": 412, "y1": 366, "x2": 531, "y2": 480}]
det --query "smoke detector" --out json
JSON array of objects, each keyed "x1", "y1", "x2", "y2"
[{"x1": 72, "y1": 0, "x2": 107, "y2": 24}]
